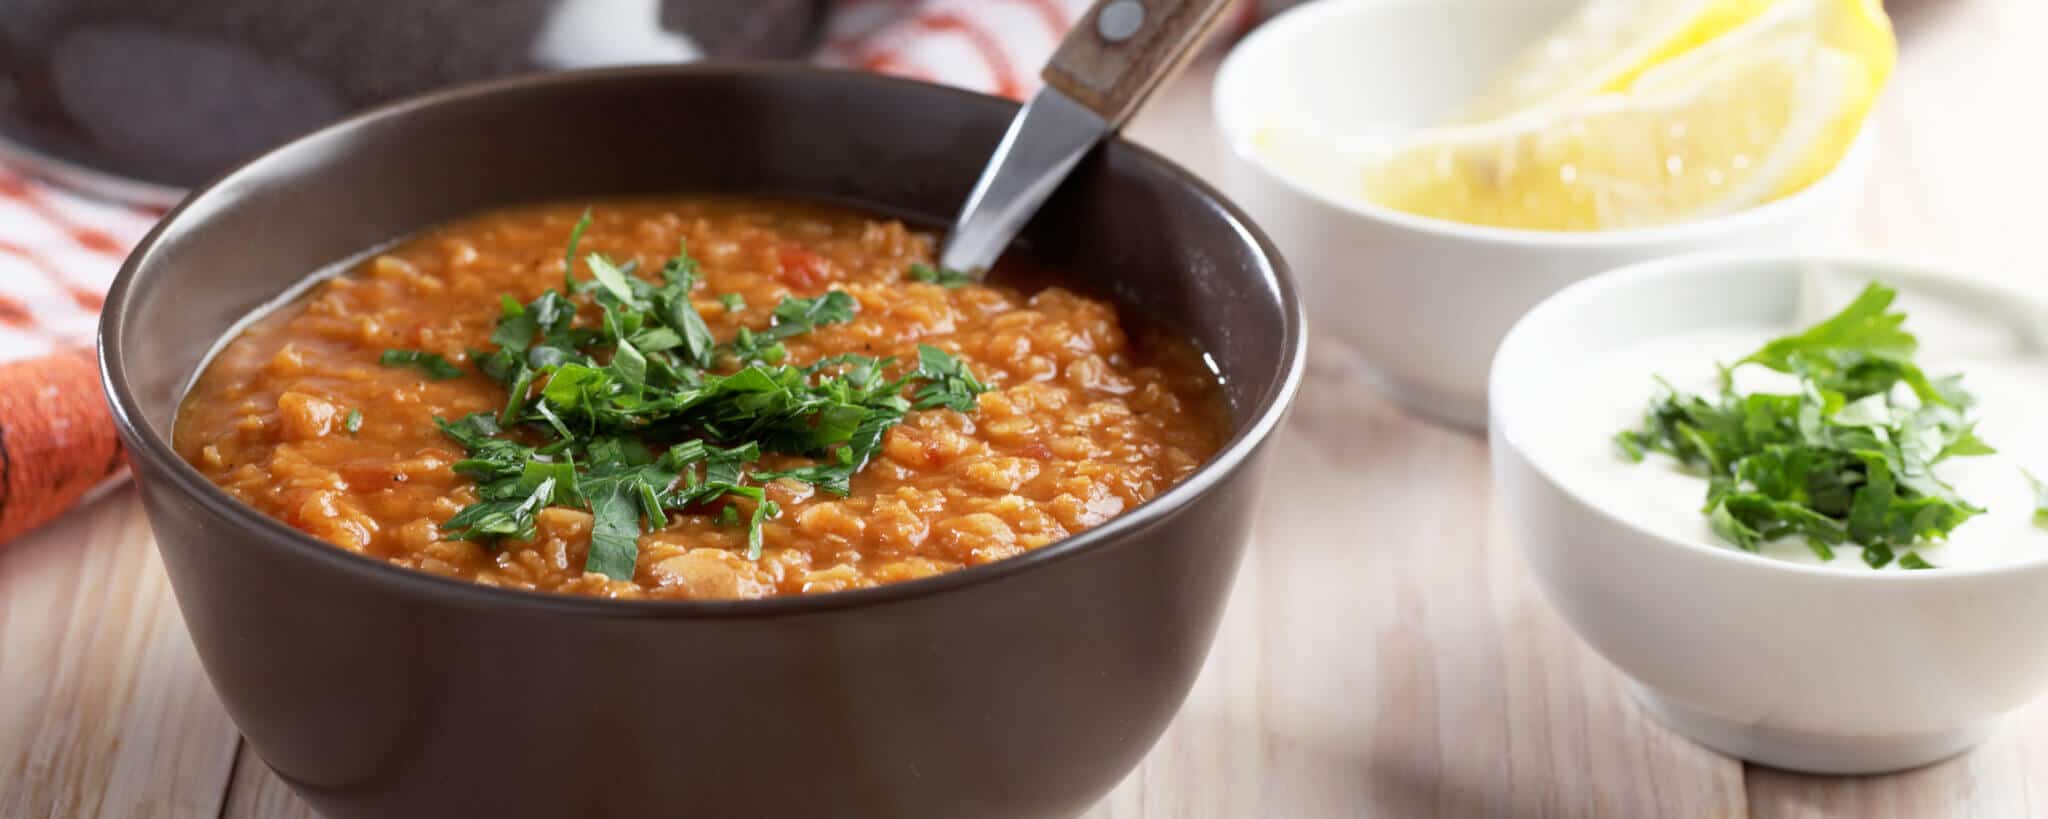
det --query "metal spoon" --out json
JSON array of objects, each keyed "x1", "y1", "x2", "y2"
[{"x1": 939, "y1": 0, "x2": 1239, "y2": 277}]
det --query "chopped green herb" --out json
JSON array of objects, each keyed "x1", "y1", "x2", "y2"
[
  {"x1": 499, "y1": 364, "x2": 537, "y2": 426},
  {"x1": 343, "y1": 408, "x2": 363, "y2": 435},
  {"x1": 584, "y1": 253, "x2": 641, "y2": 307},
  {"x1": 911, "y1": 344, "x2": 990, "y2": 412},
  {"x1": 908, "y1": 262, "x2": 974, "y2": 288},
  {"x1": 425, "y1": 215, "x2": 991, "y2": 577},
  {"x1": 1898, "y1": 552, "x2": 1936, "y2": 570},
  {"x1": 722, "y1": 292, "x2": 859, "y2": 364},
  {"x1": 443, "y1": 474, "x2": 557, "y2": 542},
  {"x1": 562, "y1": 208, "x2": 592, "y2": 292},
  {"x1": 378, "y1": 349, "x2": 465, "y2": 380},
  {"x1": 1739, "y1": 283, "x2": 1942, "y2": 405},
  {"x1": 490, "y1": 296, "x2": 539, "y2": 353},
  {"x1": 768, "y1": 291, "x2": 857, "y2": 337},
  {"x1": 584, "y1": 479, "x2": 645, "y2": 581},
  {"x1": 1618, "y1": 283, "x2": 1993, "y2": 566},
  {"x1": 718, "y1": 293, "x2": 746, "y2": 312}
]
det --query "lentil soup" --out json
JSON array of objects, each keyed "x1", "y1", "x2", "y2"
[{"x1": 173, "y1": 198, "x2": 1229, "y2": 600}]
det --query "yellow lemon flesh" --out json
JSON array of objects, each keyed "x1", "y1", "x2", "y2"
[
  {"x1": 1357, "y1": 0, "x2": 1893, "y2": 231},
  {"x1": 1460, "y1": 0, "x2": 1780, "y2": 121}
]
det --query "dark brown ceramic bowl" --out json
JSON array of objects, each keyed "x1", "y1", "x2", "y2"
[{"x1": 100, "y1": 64, "x2": 1303, "y2": 819}]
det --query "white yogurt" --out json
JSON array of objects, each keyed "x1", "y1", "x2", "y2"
[{"x1": 1536, "y1": 326, "x2": 2048, "y2": 570}]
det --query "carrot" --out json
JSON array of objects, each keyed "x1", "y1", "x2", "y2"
[{"x1": 0, "y1": 347, "x2": 126, "y2": 543}]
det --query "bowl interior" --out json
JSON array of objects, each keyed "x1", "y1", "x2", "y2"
[
  {"x1": 1211, "y1": 0, "x2": 1875, "y2": 251},
  {"x1": 1214, "y1": 0, "x2": 1580, "y2": 159},
  {"x1": 1492, "y1": 253, "x2": 2048, "y2": 569},
  {"x1": 1493, "y1": 256, "x2": 2048, "y2": 430},
  {"x1": 111, "y1": 65, "x2": 1298, "y2": 442},
  {"x1": 102, "y1": 65, "x2": 1304, "y2": 610}
]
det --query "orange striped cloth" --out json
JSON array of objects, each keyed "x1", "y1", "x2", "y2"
[
  {"x1": 0, "y1": 164, "x2": 155, "y2": 541},
  {"x1": 0, "y1": 167, "x2": 156, "y2": 363},
  {"x1": 0, "y1": 0, "x2": 1282, "y2": 542}
]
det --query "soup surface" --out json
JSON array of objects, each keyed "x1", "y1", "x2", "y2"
[{"x1": 174, "y1": 198, "x2": 1228, "y2": 600}]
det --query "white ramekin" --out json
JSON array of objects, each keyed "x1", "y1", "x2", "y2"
[
  {"x1": 1490, "y1": 252, "x2": 2048, "y2": 774},
  {"x1": 1213, "y1": 0, "x2": 1874, "y2": 428}
]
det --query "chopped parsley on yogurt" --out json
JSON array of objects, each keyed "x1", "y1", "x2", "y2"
[{"x1": 1566, "y1": 283, "x2": 2048, "y2": 570}]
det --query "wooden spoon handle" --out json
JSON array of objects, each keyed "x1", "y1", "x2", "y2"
[{"x1": 1041, "y1": 0, "x2": 1240, "y2": 128}]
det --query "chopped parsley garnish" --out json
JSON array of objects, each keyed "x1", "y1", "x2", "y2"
[
  {"x1": 908, "y1": 262, "x2": 974, "y2": 288},
  {"x1": 718, "y1": 293, "x2": 746, "y2": 312},
  {"x1": 429, "y1": 213, "x2": 990, "y2": 577},
  {"x1": 911, "y1": 342, "x2": 990, "y2": 412},
  {"x1": 1616, "y1": 283, "x2": 1994, "y2": 568},
  {"x1": 379, "y1": 349, "x2": 465, "y2": 380},
  {"x1": 343, "y1": 408, "x2": 363, "y2": 435}
]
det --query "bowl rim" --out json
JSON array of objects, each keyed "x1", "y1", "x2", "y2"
[
  {"x1": 98, "y1": 62, "x2": 1309, "y2": 618},
  {"x1": 1211, "y1": 0, "x2": 1877, "y2": 249},
  {"x1": 1489, "y1": 249, "x2": 2048, "y2": 583}
]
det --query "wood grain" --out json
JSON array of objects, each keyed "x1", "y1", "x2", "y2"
[
  {"x1": 1086, "y1": 349, "x2": 1748, "y2": 818},
  {"x1": 1744, "y1": 699, "x2": 2048, "y2": 818},
  {"x1": 1043, "y1": 0, "x2": 1238, "y2": 126},
  {"x1": 177, "y1": 351, "x2": 1758, "y2": 819},
  {"x1": 1741, "y1": 0, "x2": 2048, "y2": 815},
  {"x1": 0, "y1": 490, "x2": 240, "y2": 819},
  {"x1": 5, "y1": 1, "x2": 2047, "y2": 816}
]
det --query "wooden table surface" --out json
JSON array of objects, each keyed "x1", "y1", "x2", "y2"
[{"x1": 4, "y1": 1, "x2": 2042, "y2": 816}]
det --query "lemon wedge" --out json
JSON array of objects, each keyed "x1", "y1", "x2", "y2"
[
  {"x1": 1358, "y1": 0, "x2": 1893, "y2": 231},
  {"x1": 1460, "y1": 0, "x2": 1780, "y2": 121}
]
